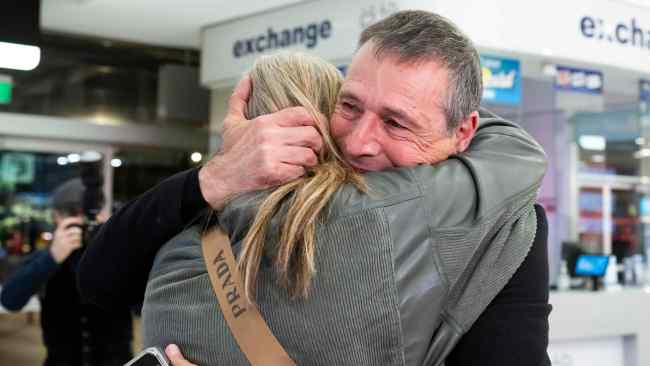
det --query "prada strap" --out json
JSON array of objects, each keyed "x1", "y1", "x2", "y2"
[{"x1": 201, "y1": 228, "x2": 297, "y2": 366}]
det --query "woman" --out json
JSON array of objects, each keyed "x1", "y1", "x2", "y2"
[{"x1": 142, "y1": 52, "x2": 544, "y2": 366}]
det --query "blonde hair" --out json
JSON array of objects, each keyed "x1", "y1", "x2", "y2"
[{"x1": 237, "y1": 52, "x2": 365, "y2": 301}]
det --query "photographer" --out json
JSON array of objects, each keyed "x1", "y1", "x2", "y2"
[{"x1": 0, "y1": 178, "x2": 133, "y2": 366}]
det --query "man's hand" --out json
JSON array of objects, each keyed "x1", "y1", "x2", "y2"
[
  {"x1": 165, "y1": 344, "x2": 198, "y2": 366},
  {"x1": 199, "y1": 75, "x2": 323, "y2": 211},
  {"x1": 49, "y1": 217, "x2": 83, "y2": 263}
]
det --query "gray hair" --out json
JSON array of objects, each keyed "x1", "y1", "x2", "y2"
[{"x1": 359, "y1": 10, "x2": 483, "y2": 131}]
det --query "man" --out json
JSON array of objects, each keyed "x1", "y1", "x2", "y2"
[
  {"x1": 79, "y1": 10, "x2": 550, "y2": 365},
  {"x1": 1, "y1": 178, "x2": 133, "y2": 366}
]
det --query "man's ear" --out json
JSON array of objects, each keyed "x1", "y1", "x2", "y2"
[{"x1": 454, "y1": 110, "x2": 479, "y2": 153}]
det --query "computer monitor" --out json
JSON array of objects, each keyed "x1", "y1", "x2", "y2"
[
  {"x1": 561, "y1": 241, "x2": 585, "y2": 277},
  {"x1": 574, "y1": 254, "x2": 609, "y2": 277}
]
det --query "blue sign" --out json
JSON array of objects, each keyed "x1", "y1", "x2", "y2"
[
  {"x1": 480, "y1": 55, "x2": 521, "y2": 106},
  {"x1": 555, "y1": 65, "x2": 603, "y2": 94},
  {"x1": 641, "y1": 80, "x2": 650, "y2": 103}
]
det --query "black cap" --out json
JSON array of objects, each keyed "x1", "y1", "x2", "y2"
[{"x1": 51, "y1": 178, "x2": 100, "y2": 217}]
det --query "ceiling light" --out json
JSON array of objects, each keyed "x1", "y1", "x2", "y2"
[
  {"x1": 111, "y1": 158, "x2": 122, "y2": 168},
  {"x1": 0, "y1": 41, "x2": 41, "y2": 71},
  {"x1": 67, "y1": 153, "x2": 81, "y2": 163},
  {"x1": 578, "y1": 135, "x2": 606, "y2": 151},
  {"x1": 80, "y1": 151, "x2": 102, "y2": 162},
  {"x1": 591, "y1": 154, "x2": 605, "y2": 163},
  {"x1": 191, "y1": 152, "x2": 203, "y2": 163},
  {"x1": 57, "y1": 157, "x2": 68, "y2": 166},
  {"x1": 542, "y1": 63, "x2": 557, "y2": 77},
  {"x1": 634, "y1": 148, "x2": 650, "y2": 159}
]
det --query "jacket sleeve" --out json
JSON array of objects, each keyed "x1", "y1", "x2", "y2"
[
  {"x1": 412, "y1": 110, "x2": 548, "y2": 229},
  {"x1": 0, "y1": 250, "x2": 58, "y2": 311},
  {"x1": 445, "y1": 204, "x2": 552, "y2": 366},
  {"x1": 78, "y1": 168, "x2": 208, "y2": 309}
]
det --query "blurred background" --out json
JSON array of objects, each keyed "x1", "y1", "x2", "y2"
[{"x1": 1, "y1": 1, "x2": 649, "y2": 365}]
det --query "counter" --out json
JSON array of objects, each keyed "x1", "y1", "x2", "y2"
[{"x1": 549, "y1": 287, "x2": 650, "y2": 366}]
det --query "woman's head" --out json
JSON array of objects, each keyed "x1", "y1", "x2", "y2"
[
  {"x1": 245, "y1": 52, "x2": 344, "y2": 166},
  {"x1": 246, "y1": 52, "x2": 341, "y2": 122},
  {"x1": 236, "y1": 52, "x2": 364, "y2": 302}
]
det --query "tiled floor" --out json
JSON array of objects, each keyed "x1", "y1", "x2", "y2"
[
  {"x1": 0, "y1": 313, "x2": 142, "y2": 366},
  {"x1": 0, "y1": 313, "x2": 44, "y2": 365}
]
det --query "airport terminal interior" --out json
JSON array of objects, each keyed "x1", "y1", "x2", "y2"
[{"x1": 1, "y1": 1, "x2": 650, "y2": 365}]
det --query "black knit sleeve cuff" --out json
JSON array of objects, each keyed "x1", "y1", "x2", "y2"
[{"x1": 180, "y1": 167, "x2": 209, "y2": 223}]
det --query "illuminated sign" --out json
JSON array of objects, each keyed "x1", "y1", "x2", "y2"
[
  {"x1": 555, "y1": 66, "x2": 604, "y2": 94},
  {"x1": 480, "y1": 55, "x2": 521, "y2": 105},
  {"x1": 0, "y1": 75, "x2": 11, "y2": 104}
]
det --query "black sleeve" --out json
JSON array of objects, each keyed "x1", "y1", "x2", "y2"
[
  {"x1": 77, "y1": 167, "x2": 208, "y2": 309},
  {"x1": 446, "y1": 205, "x2": 552, "y2": 366},
  {"x1": 1, "y1": 250, "x2": 58, "y2": 311}
]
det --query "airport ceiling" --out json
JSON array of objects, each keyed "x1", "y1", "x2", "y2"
[{"x1": 41, "y1": 0, "x2": 306, "y2": 49}]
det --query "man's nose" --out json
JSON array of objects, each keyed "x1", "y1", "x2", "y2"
[{"x1": 346, "y1": 115, "x2": 381, "y2": 157}]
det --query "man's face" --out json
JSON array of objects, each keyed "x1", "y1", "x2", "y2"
[{"x1": 330, "y1": 42, "x2": 459, "y2": 172}]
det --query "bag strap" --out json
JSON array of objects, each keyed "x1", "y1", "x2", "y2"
[{"x1": 201, "y1": 228, "x2": 297, "y2": 366}]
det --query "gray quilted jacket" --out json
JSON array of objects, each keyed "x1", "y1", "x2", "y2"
[{"x1": 142, "y1": 109, "x2": 547, "y2": 366}]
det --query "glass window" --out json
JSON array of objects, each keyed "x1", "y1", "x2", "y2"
[
  {"x1": 0, "y1": 150, "x2": 78, "y2": 282},
  {"x1": 111, "y1": 148, "x2": 203, "y2": 209},
  {"x1": 573, "y1": 108, "x2": 645, "y2": 176}
]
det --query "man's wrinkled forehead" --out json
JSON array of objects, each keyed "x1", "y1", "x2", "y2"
[{"x1": 342, "y1": 45, "x2": 449, "y2": 111}]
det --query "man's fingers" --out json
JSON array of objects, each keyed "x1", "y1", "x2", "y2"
[
  {"x1": 280, "y1": 126, "x2": 324, "y2": 152},
  {"x1": 64, "y1": 231, "x2": 82, "y2": 239},
  {"x1": 165, "y1": 344, "x2": 198, "y2": 366},
  {"x1": 278, "y1": 146, "x2": 319, "y2": 168},
  {"x1": 272, "y1": 107, "x2": 318, "y2": 128},
  {"x1": 227, "y1": 74, "x2": 252, "y2": 119},
  {"x1": 274, "y1": 164, "x2": 306, "y2": 184},
  {"x1": 63, "y1": 232, "x2": 83, "y2": 247},
  {"x1": 64, "y1": 226, "x2": 83, "y2": 235}
]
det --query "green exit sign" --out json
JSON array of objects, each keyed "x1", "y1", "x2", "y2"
[{"x1": 0, "y1": 76, "x2": 12, "y2": 104}]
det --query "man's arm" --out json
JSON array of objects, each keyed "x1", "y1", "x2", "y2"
[
  {"x1": 78, "y1": 76, "x2": 324, "y2": 309},
  {"x1": 1, "y1": 250, "x2": 58, "y2": 311},
  {"x1": 78, "y1": 168, "x2": 206, "y2": 309}
]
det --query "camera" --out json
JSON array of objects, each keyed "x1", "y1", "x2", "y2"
[{"x1": 63, "y1": 155, "x2": 105, "y2": 246}]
